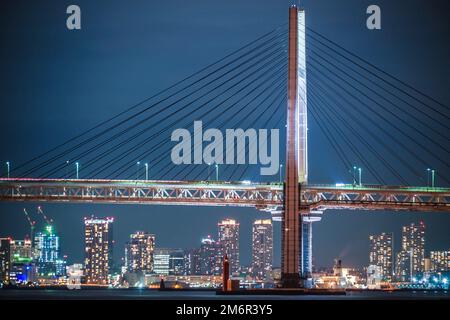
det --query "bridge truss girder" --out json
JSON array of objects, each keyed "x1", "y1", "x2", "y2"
[{"x1": 0, "y1": 179, "x2": 448, "y2": 213}]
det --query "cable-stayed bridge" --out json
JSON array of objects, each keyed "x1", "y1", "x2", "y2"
[{"x1": 1, "y1": 6, "x2": 449, "y2": 287}]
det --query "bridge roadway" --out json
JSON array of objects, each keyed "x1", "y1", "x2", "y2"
[{"x1": 0, "y1": 178, "x2": 448, "y2": 213}]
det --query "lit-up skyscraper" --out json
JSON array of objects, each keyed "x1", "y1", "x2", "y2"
[
  {"x1": 184, "y1": 248, "x2": 201, "y2": 275},
  {"x1": 430, "y1": 250, "x2": 450, "y2": 272},
  {"x1": 0, "y1": 238, "x2": 11, "y2": 283},
  {"x1": 153, "y1": 248, "x2": 170, "y2": 275},
  {"x1": 200, "y1": 235, "x2": 223, "y2": 275},
  {"x1": 168, "y1": 248, "x2": 185, "y2": 275},
  {"x1": 218, "y1": 219, "x2": 240, "y2": 273},
  {"x1": 34, "y1": 225, "x2": 63, "y2": 277},
  {"x1": 125, "y1": 231, "x2": 155, "y2": 273},
  {"x1": 152, "y1": 248, "x2": 185, "y2": 276},
  {"x1": 252, "y1": 219, "x2": 273, "y2": 280},
  {"x1": 10, "y1": 239, "x2": 34, "y2": 264},
  {"x1": 396, "y1": 221, "x2": 425, "y2": 282},
  {"x1": 9, "y1": 238, "x2": 37, "y2": 284},
  {"x1": 84, "y1": 216, "x2": 114, "y2": 284},
  {"x1": 369, "y1": 233, "x2": 393, "y2": 282}
]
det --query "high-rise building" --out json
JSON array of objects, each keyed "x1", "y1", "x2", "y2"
[
  {"x1": 10, "y1": 239, "x2": 34, "y2": 264},
  {"x1": 125, "y1": 232, "x2": 155, "y2": 273},
  {"x1": 218, "y1": 219, "x2": 240, "y2": 273},
  {"x1": 9, "y1": 238, "x2": 37, "y2": 284},
  {"x1": 200, "y1": 236, "x2": 223, "y2": 275},
  {"x1": 55, "y1": 258, "x2": 67, "y2": 277},
  {"x1": 84, "y1": 216, "x2": 114, "y2": 284},
  {"x1": 168, "y1": 248, "x2": 185, "y2": 275},
  {"x1": 184, "y1": 248, "x2": 201, "y2": 276},
  {"x1": 252, "y1": 219, "x2": 273, "y2": 280},
  {"x1": 395, "y1": 250, "x2": 412, "y2": 282},
  {"x1": 152, "y1": 248, "x2": 185, "y2": 276},
  {"x1": 153, "y1": 248, "x2": 170, "y2": 275},
  {"x1": 396, "y1": 221, "x2": 425, "y2": 282},
  {"x1": 0, "y1": 238, "x2": 11, "y2": 283},
  {"x1": 369, "y1": 233, "x2": 393, "y2": 282},
  {"x1": 34, "y1": 225, "x2": 62, "y2": 277},
  {"x1": 430, "y1": 250, "x2": 450, "y2": 272}
]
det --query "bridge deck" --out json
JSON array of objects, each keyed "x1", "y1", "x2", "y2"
[{"x1": 0, "y1": 179, "x2": 448, "y2": 213}]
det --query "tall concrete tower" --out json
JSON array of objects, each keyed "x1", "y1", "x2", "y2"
[{"x1": 282, "y1": 5, "x2": 308, "y2": 288}]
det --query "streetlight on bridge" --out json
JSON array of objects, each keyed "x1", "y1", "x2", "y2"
[
  {"x1": 431, "y1": 169, "x2": 436, "y2": 188},
  {"x1": 136, "y1": 161, "x2": 141, "y2": 180},
  {"x1": 215, "y1": 164, "x2": 219, "y2": 181},
  {"x1": 75, "y1": 162, "x2": 80, "y2": 179},
  {"x1": 427, "y1": 168, "x2": 437, "y2": 188},
  {"x1": 65, "y1": 160, "x2": 70, "y2": 179},
  {"x1": 279, "y1": 164, "x2": 283, "y2": 183},
  {"x1": 350, "y1": 165, "x2": 357, "y2": 186},
  {"x1": 144, "y1": 163, "x2": 149, "y2": 181},
  {"x1": 6, "y1": 161, "x2": 10, "y2": 178},
  {"x1": 358, "y1": 167, "x2": 362, "y2": 186}
]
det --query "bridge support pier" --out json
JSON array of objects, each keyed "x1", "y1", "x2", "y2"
[
  {"x1": 281, "y1": 5, "x2": 308, "y2": 288},
  {"x1": 301, "y1": 219, "x2": 312, "y2": 279}
]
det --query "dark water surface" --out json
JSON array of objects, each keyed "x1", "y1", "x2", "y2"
[{"x1": 0, "y1": 289, "x2": 449, "y2": 300}]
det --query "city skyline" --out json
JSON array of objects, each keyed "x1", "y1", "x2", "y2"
[
  {"x1": 2, "y1": 213, "x2": 449, "y2": 290},
  {"x1": 2, "y1": 212, "x2": 449, "y2": 273},
  {"x1": 2, "y1": 209, "x2": 450, "y2": 270}
]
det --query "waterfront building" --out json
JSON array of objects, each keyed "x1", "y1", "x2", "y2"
[
  {"x1": 396, "y1": 222, "x2": 425, "y2": 281},
  {"x1": 125, "y1": 231, "x2": 155, "y2": 273},
  {"x1": 218, "y1": 219, "x2": 240, "y2": 273},
  {"x1": 430, "y1": 250, "x2": 450, "y2": 272},
  {"x1": 200, "y1": 235, "x2": 223, "y2": 276},
  {"x1": 84, "y1": 216, "x2": 114, "y2": 284},
  {"x1": 252, "y1": 219, "x2": 273, "y2": 280},
  {"x1": 369, "y1": 232, "x2": 394, "y2": 281}
]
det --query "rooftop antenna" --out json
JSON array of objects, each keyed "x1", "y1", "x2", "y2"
[{"x1": 23, "y1": 208, "x2": 36, "y2": 246}]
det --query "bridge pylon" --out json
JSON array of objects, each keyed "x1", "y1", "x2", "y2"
[{"x1": 281, "y1": 5, "x2": 308, "y2": 288}]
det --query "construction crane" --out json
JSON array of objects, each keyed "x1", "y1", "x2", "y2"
[
  {"x1": 23, "y1": 208, "x2": 36, "y2": 246},
  {"x1": 37, "y1": 206, "x2": 53, "y2": 226}
]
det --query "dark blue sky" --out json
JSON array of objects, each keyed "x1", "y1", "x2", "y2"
[{"x1": 0, "y1": 0, "x2": 449, "y2": 269}]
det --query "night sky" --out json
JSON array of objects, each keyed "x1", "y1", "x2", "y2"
[{"x1": 0, "y1": 0, "x2": 449, "y2": 269}]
